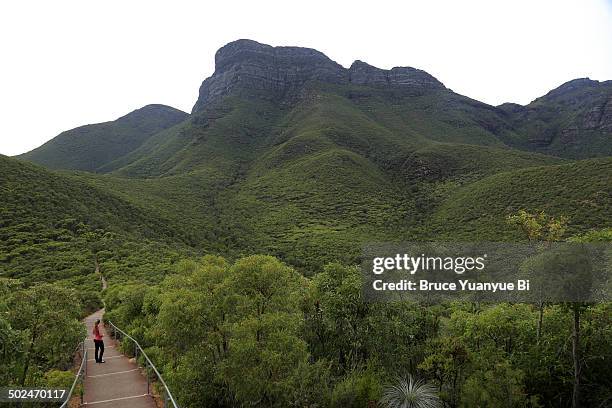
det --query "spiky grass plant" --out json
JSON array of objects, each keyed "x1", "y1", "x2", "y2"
[{"x1": 381, "y1": 375, "x2": 442, "y2": 408}]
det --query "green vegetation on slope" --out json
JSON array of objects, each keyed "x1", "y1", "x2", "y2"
[
  {"x1": 0, "y1": 155, "x2": 189, "y2": 294},
  {"x1": 18, "y1": 104, "x2": 188, "y2": 172},
  {"x1": 62, "y1": 85, "x2": 569, "y2": 272},
  {"x1": 429, "y1": 158, "x2": 612, "y2": 239},
  {"x1": 4, "y1": 79, "x2": 608, "y2": 276}
]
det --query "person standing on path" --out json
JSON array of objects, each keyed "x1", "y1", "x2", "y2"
[{"x1": 93, "y1": 319, "x2": 105, "y2": 363}]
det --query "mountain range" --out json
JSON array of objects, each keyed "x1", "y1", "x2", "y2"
[{"x1": 3, "y1": 39, "x2": 611, "y2": 284}]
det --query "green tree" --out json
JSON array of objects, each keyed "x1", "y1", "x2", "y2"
[
  {"x1": 507, "y1": 209, "x2": 568, "y2": 342},
  {"x1": 150, "y1": 255, "x2": 312, "y2": 407},
  {"x1": 331, "y1": 368, "x2": 383, "y2": 408},
  {"x1": 419, "y1": 336, "x2": 470, "y2": 407},
  {"x1": 563, "y1": 229, "x2": 612, "y2": 408},
  {"x1": 460, "y1": 360, "x2": 534, "y2": 408},
  {"x1": 5, "y1": 283, "x2": 84, "y2": 385},
  {"x1": 220, "y1": 255, "x2": 309, "y2": 406},
  {"x1": 307, "y1": 263, "x2": 371, "y2": 371},
  {"x1": 0, "y1": 279, "x2": 25, "y2": 385}
]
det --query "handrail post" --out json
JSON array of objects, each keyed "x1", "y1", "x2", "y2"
[
  {"x1": 79, "y1": 367, "x2": 84, "y2": 405},
  {"x1": 146, "y1": 359, "x2": 150, "y2": 395}
]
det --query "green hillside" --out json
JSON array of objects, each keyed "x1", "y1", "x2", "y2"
[
  {"x1": 18, "y1": 104, "x2": 188, "y2": 172},
  {"x1": 428, "y1": 158, "x2": 612, "y2": 239},
  {"x1": 67, "y1": 84, "x2": 567, "y2": 271},
  {"x1": 0, "y1": 155, "x2": 189, "y2": 294},
  {"x1": 107, "y1": 84, "x2": 525, "y2": 179},
  {"x1": 6, "y1": 40, "x2": 611, "y2": 276}
]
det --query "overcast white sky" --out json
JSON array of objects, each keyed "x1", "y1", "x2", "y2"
[{"x1": 1, "y1": 0, "x2": 611, "y2": 156}]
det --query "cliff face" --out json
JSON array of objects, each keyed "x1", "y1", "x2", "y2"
[
  {"x1": 348, "y1": 60, "x2": 444, "y2": 88},
  {"x1": 580, "y1": 95, "x2": 612, "y2": 131},
  {"x1": 192, "y1": 39, "x2": 445, "y2": 113},
  {"x1": 192, "y1": 40, "x2": 347, "y2": 112}
]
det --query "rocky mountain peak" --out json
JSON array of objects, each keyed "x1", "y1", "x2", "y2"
[
  {"x1": 347, "y1": 60, "x2": 445, "y2": 89},
  {"x1": 387, "y1": 66, "x2": 445, "y2": 88},
  {"x1": 541, "y1": 78, "x2": 600, "y2": 101},
  {"x1": 192, "y1": 40, "x2": 447, "y2": 113},
  {"x1": 192, "y1": 40, "x2": 346, "y2": 112},
  {"x1": 348, "y1": 60, "x2": 389, "y2": 85},
  {"x1": 214, "y1": 39, "x2": 336, "y2": 72}
]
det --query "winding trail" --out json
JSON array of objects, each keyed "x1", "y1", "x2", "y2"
[{"x1": 82, "y1": 310, "x2": 156, "y2": 407}]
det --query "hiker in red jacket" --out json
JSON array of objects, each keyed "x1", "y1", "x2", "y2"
[{"x1": 93, "y1": 319, "x2": 105, "y2": 363}]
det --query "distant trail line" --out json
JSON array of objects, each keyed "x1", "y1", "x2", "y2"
[{"x1": 95, "y1": 257, "x2": 107, "y2": 290}]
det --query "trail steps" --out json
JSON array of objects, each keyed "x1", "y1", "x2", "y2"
[{"x1": 82, "y1": 310, "x2": 157, "y2": 408}]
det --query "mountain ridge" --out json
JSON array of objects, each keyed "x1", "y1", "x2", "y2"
[
  {"x1": 17, "y1": 40, "x2": 612, "y2": 171},
  {"x1": 17, "y1": 104, "x2": 188, "y2": 172},
  {"x1": 192, "y1": 39, "x2": 446, "y2": 113}
]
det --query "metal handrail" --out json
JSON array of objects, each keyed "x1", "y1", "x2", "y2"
[
  {"x1": 60, "y1": 340, "x2": 87, "y2": 408},
  {"x1": 107, "y1": 320, "x2": 179, "y2": 408}
]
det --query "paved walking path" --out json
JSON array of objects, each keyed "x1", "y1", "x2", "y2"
[{"x1": 82, "y1": 309, "x2": 156, "y2": 407}]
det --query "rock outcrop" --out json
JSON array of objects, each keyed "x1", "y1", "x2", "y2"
[
  {"x1": 192, "y1": 39, "x2": 446, "y2": 113},
  {"x1": 496, "y1": 78, "x2": 612, "y2": 157},
  {"x1": 192, "y1": 40, "x2": 347, "y2": 112},
  {"x1": 347, "y1": 60, "x2": 444, "y2": 89},
  {"x1": 581, "y1": 95, "x2": 612, "y2": 130},
  {"x1": 538, "y1": 78, "x2": 612, "y2": 132}
]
